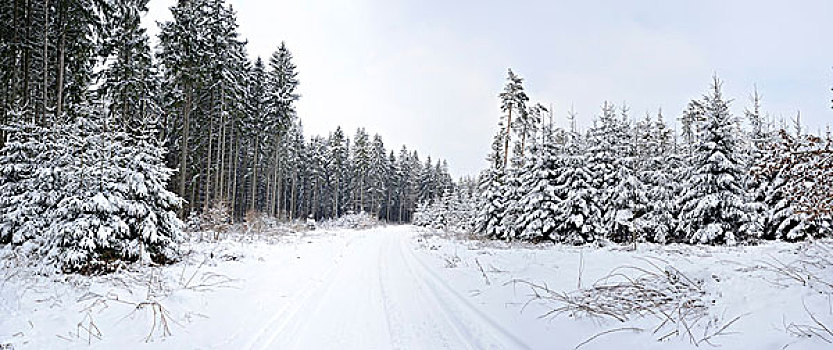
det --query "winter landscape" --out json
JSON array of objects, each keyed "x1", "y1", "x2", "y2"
[{"x1": 1, "y1": 0, "x2": 833, "y2": 349}]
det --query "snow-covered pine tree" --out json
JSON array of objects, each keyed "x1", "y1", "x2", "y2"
[
  {"x1": 412, "y1": 200, "x2": 431, "y2": 227},
  {"x1": 244, "y1": 57, "x2": 269, "y2": 213},
  {"x1": 677, "y1": 77, "x2": 756, "y2": 245},
  {"x1": 498, "y1": 69, "x2": 529, "y2": 168},
  {"x1": 0, "y1": 122, "x2": 61, "y2": 245},
  {"x1": 744, "y1": 88, "x2": 774, "y2": 240},
  {"x1": 550, "y1": 132, "x2": 598, "y2": 244},
  {"x1": 417, "y1": 156, "x2": 436, "y2": 204},
  {"x1": 367, "y1": 134, "x2": 389, "y2": 218},
  {"x1": 514, "y1": 140, "x2": 561, "y2": 242},
  {"x1": 328, "y1": 127, "x2": 350, "y2": 217},
  {"x1": 98, "y1": 0, "x2": 158, "y2": 135},
  {"x1": 454, "y1": 181, "x2": 478, "y2": 233},
  {"x1": 680, "y1": 100, "x2": 705, "y2": 156},
  {"x1": 584, "y1": 102, "x2": 634, "y2": 241},
  {"x1": 609, "y1": 159, "x2": 648, "y2": 244},
  {"x1": 635, "y1": 110, "x2": 679, "y2": 243},
  {"x1": 351, "y1": 128, "x2": 371, "y2": 212},
  {"x1": 44, "y1": 105, "x2": 183, "y2": 273},
  {"x1": 262, "y1": 42, "x2": 300, "y2": 217},
  {"x1": 476, "y1": 126, "x2": 508, "y2": 238},
  {"x1": 430, "y1": 191, "x2": 451, "y2": 230},
  {"x1": 500, "y1": 169, "x2": 524, "y2": 240}
]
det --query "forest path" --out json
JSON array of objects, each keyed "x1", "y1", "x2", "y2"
[{"x1": 245, "y1": 226, "x2": 529, "y2": 350}]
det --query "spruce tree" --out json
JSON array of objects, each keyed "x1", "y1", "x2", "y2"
[
  {"x1": 514, "y1": 141, "x2": 560, "y2": 241},
  {"x1": 636, "y1": 110, "x2": 679, "y2": 243},
  {"x1": 677, "y1": 77, "x2": 756, "y2": 245},
  {"x1": 98, "y1": 0, "x2": 158, "y2": 134},
  {"x1": 550, "y1": 134, "x2": 597, "y2": 244},
  {"x1": 0, "y1": 122, "x2": 59, "y2": 245}
]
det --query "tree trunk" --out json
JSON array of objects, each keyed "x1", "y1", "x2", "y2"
[
  {"x1": 178, "y1": 87, "x2": 192, "y2": 218},
  {"x1": 40, "y1": 0, "x2": 48, "y2": 124},
  {"x1": 55, "y1": 3, "x2": 65, "y2": 121},
  {"x1": 251, "y1": 139, "x2": 258, "y2": 212},
  {"x1": 503, "y1": 104, "x2": 512, "y2": 168},
  {"x1": 218, "y1": 94, "x2": 226, "y2": 202},
  {"x1": 230, "y1": 122, "x2": 239, "y2": 222},
  {"x1": 520, "y1": 130, "x2": 526, "y2": 159},
  {"x1": 290, "y1": 171, "x2": 297, "y2": 220},
  {"x1": 277, "y1": 167, "x2": 283, "y2": 219},
  {"x1": 204, "y1": 116, "x2": 213, "y2": 211}
]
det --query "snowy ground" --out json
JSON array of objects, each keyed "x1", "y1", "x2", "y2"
[{"x1": 1, "y1": 226, "x2": 832, "y2": 349}]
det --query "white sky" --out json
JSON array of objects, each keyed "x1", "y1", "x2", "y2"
[{"x1": 146, "y1": 0, "x2": 833, "y2": 177}]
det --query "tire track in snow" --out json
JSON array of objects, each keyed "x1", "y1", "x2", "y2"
[
  {"x1": 241, "y1": 235, "x2": 355, "y2": 349},
  {"x1": 396, "y1": 230, "x2": 533, "y2": 350},
  {"x1": 262, "y1": 230, "x2": 392, "y2": 349},
  {"x1": 378, "y1": 232, "x2": 472, "y2": 349}
]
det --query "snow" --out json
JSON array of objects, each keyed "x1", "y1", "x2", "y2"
[{"x1": 1, "y1": 226, "x2": 832, "y2": 349}]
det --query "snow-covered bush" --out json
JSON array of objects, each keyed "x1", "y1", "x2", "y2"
[
  {"x1": 318, "y1": 211, "x2": 382, "y2": 230},
  {"x1": 200, "y1": 199, "x2": 231, "y2": 238},
  {"x1": 245, "y1": 209, "x2": 269, "y2": 234}
]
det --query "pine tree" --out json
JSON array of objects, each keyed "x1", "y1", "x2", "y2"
[
  {"x1": 0, "y1": 122, "x2": 60, "y2": 245},
  {"x1": 328, "y1": 127, "x2": 349, "y2": 217},
  {"x1": 635, "y1": 110, "x2": 678, "y2": 243},
  {"x1": 98, "y1": 0, "x2": 158, "y2": 135},
  {"x1": 476, "y1": 167, "x2": 506, "y2": 238},
  {"x1": 680, "y1": 100, "x2": 705, "y2": 156},
  {"x1": 550, "y1": 135, "x2": 597, "y2": 244},
  {"x1": 514, "y1": 141, "x2": 561, "y2": 241},
  {"x1": 43, "y1": 108, "x2": 183, "y2": 273},
  {"x1": 498, "y1": 69, "x2": 529, "y2": 168},
  {"x1": 677, "y1": 77, "x2": 756, "y2": 245},
  {"x1": 367, "y1": 134, "x2": 389, "y2": 218},
  {"x1": 476, "y1": 121, "x2": 509, "y2": 238},
  {"x1": 584, "y1": 102, "x2": 633, "y2": 240},
  {"x1": 244, "y1": 57, "x2": 269, "y2": 213},
  {"x1": 351, "y1": 128, "x2": 371, "y2": 212}
]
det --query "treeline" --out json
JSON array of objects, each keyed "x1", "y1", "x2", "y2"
[
  {"x1": 155, "y1": 0, "x2": 452, "y2": 222},
  {"x1": 249, "y1": 124, "x2": 455, "y2": 223},
  {"x1": 416, "y1": 69, "x2": 833, "y2": 245},
  {"x1": 0, "y1": 0, "x2": 452, "y2": 272}
]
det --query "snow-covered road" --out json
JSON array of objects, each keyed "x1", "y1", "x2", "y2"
[{"x1": 245, "y1": 226, "x2": 529, "y2": 349}]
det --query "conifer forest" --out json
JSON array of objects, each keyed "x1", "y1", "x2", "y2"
[{"x1": 1, "y1": 1, "x2": 833, "y2": 349}]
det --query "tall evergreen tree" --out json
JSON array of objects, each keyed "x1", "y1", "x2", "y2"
[
  {"x1": 98, "y1": 0, "x2": 158, "y2": 134},
  {"x1": 677, "y1": 77, "x2": 756, "y2": 245},
  {"x1": 498, "y1": 69, "x2": 529, "y2": 168}
]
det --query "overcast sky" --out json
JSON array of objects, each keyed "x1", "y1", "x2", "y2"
[{"x1": 146, "y1": 0, "x2": 833, "y2": 177}]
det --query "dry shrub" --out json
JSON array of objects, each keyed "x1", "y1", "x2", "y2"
[
  {"x1": 512, "y1": 257, "x2": 743, "y2": 347},
  {"x1": 245, "y1": 209, "x2": 268, "y2": 234},
  {"x1": 200, "y1": 199, "x2": 231, "y2": 240}
]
